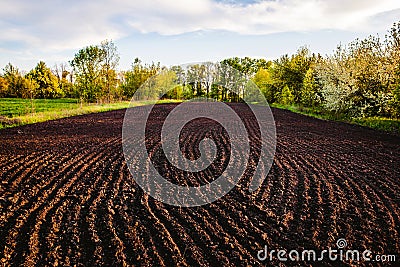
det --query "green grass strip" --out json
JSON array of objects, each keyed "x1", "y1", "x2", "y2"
[{"x1": 0, "y1": 98, "x2": 180, "y2": 129}]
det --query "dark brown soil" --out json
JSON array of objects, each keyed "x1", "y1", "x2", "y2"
[{"x1": 0, "y1": 103, "x2": 399, "y2": 266}]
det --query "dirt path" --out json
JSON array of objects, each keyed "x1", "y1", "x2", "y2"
[{"x1": 1, "y1": 103, "x2": 399, "y2": 266}]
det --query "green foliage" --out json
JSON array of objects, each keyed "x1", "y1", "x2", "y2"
[
  {"x1": 164, "y1": 85, "x2": 184, "y2": 100},
  {"x1": 26, "y1": 61, "x2": 61, "y2": 98},
  {"x1": 269, "y1": 47, "x2": 317, "y2": 103},
  {"x1": 221, "y1": 57, "x2": 271, "y2": 102},
  {"x1": 121, "y1": 58, "x2": 160, "y2": 99},
  {"x1": 70, "y1": 45, "x2": 105, "y2": 102},
  {"x1": 132, "y1": 68, "x2": 177, "y2": 100},
  {"x1": 153, "y1": 70, "x2": 177, "y2": 99},
  {"x1": 279, "y1": 85, "x2": 295, "y2": 105},
  {"x1": 58, "y1": 78, "x2": 74, "y2": 98},
  {"x1": 70, "y1": 40, "x2": 120, "y2": 103},
  {"x1": 221, "y1": 57, "x2": 271, "y2": 77},
  {"x1": 186, "y1": 64, "x2": 204, "y2": 98},
  {"x1": 100, "y1": 40, "x2": 120, "y2": 102},
  {"x1": 390, "y1": 85, "x2": 400, "y2": 117},
  {"x1": 0, "y1": 76, "x2": 8, "y2": 97},
  {"x1": 2, "y1": 21, "x2": 400, "y2": 127},
  {"x1": 301, "y1": 67, "x2": 321, "y2": 107},
  {"x1": 2, "y1": 63, "x2": 26, "y2": 98},
  {"x1": 316, "y1": 28, "x2": 400, "y2": 118},
  {"x1": 252, "y1": 47, "x2": 321, "y2": 106},
  {"x1": 253, "y1": 68, "x2": 276, "y2": 103}
]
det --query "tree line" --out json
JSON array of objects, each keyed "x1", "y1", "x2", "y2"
[
  {"x1": 253, "y1": 22, "x2": 400, "y2": 118},
  {"x1": 1, "y1": 22, "x2": 399, "y2": 118}
]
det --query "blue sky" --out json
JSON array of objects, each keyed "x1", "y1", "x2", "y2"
[{"x1": 0, "y1": 0, "x2": 399, "y2": 71}]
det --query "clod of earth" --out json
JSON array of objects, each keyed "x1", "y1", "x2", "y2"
[{"x1": 0, "y1": 103, "x2": 399, "y2": 266}]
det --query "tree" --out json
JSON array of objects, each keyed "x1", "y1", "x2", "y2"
[
  {"x1": 216, "y1": 62, "x2": 236, "y2": 101},
  {"x1": 26, "y1": 61, "x2": 61, "y2": 98},
  {"x1": 2, "y1": 63, "x2": 26, "y2": 97},
  {"x1": 52, "y1": 63, "x2": 74, "y2": 97},
  {"x1": 253, "y1": 68, "x2": 276, "y2": 103},
  {"x1": 316, "y1": 33, "x2": 397, "y2": 117},
  {"x1": 316, "y1": 47, "x2": 358, "y2": 116},
  {"x1": 385, "y1": 22, "x2": 400, "y2": 117},
  {"x1": 301, "y1": 67, "x2": 321, "y2": 107},
  {"x1": 391, "y1": 85, "x2": 400, "y2": 117},
  {"x1": 201, "y1": 62, "x2": 216, "y2": 99},
  {"x1": 0, "y1": 76, "x2": 8, "y2": 97},
  {"x1": 100, "y1": 40, "x2": 120, "y2": 102},
  {"x1": 187, "y1": 64, "x2": 204, "y2": 97},
  {"x1": 23, "y1": 77, "x2": 39, "y2": 112},
  {"x1": 221, "y1": 57, "x2": 271, "y2": 101},
  {"x1": 279, "y1": 85, "x2": 295, "y2": 105},
  {"x1": 270, "y1": 47, "x2": 316, "y2": 104},
  {"x1": 70, "y1": 45, "x2": 105, "y2": 102},
  {"x1": 153, "y1": 69, "x2": 177, "y2": 99},
  {"x1": 121, "y1": 58, "x2": 160, "y2": 99}
]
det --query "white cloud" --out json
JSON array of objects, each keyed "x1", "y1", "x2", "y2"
[
  {"x1": 1, "y1": 0, "x2": 399, "y2": 49},
  {"x1": 0, "y1": 0, "x2": 399, "y2": 69},
  {"x1": 0, "y1": 0, "x2": 127, "y2": 51},
  {"x1": 118, "y1": 0, "x2": 400, "y2": 35}
]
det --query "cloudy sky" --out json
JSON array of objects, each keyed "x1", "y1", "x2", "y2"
[{"x1": 0, "y1": 0, "x2": 399, "y2": 71}]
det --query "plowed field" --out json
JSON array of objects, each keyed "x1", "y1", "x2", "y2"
[{"x1": 1, "y1": 103, "x2": 399, "y2": 266}]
